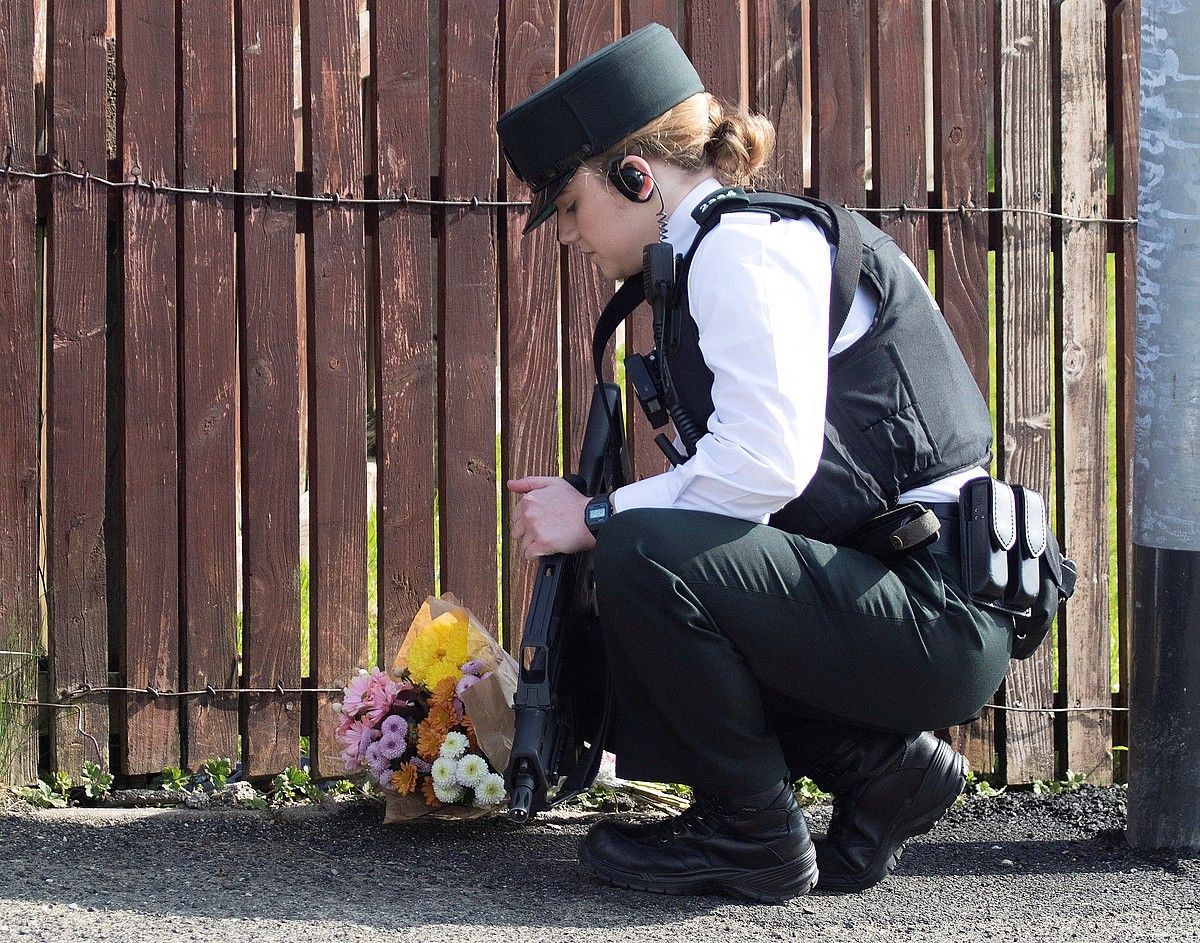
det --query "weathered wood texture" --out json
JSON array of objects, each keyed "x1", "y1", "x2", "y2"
[
  {"x1": 754, "y1": 0, "x2": 807, "y2": 194},
  {"x1": 439, "y1": 2, "x2": 501, "y2": 633},
  {"x1": 373, "y1": 0, "x2": 437, "y2": 660},
  {"x1": 237, "y1": 0, "x2": 302, "y2": 777},
  {"x1": 562, "y1": 1, "x2": 618, "y2": 473},
  {"x1": 179, "y1": 0, "x2": 239, "y2": 771},
  {"x1": 501, "y1": 0, "x2": 560, "y2": 654},
  {"x1": 301, "y1": 0, "x2": 369, "y2": 777},
  {"x1": 1109, "y1": 0, "x2": 1139, "y2": 772},
  {"x1": 870, "y1": 0, "x2": 928, "y2": 267},
  {"x1": 997, "y1": 0, "x2": 1055, "y2": 783},
  {"x1": 811, "y1": 0, "x2": 865, "y2": 205},
  {"x1": 45, "y1": 0, "x2": 111, "y2": 775},
  {"x1": 11, "y1": 0, "x2": 1133, "y2": 788},
  {"x1": 933, "y1": 0, "x2": 996, "y2": 775},
  {"x1": 0, "y1": 0, "x2": 40, "y2": 787},
  {"x1": 118, "y1": 0, "x2": 181, "y2": 775},
  {"x1": 688, "y1": 0, "x2": 745, "y2": 108},
  {"x1": 1057, "y1": 0, "x2": 1112, "y2": 784}
]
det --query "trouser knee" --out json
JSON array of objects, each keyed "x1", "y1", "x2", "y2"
[{"x1": 592, "y1": 508, "x2": 676, "y2": 592}]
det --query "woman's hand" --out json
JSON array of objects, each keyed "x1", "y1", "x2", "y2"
[{"x1": 507, "y1": 476, "x2": 597, "y2": 560}]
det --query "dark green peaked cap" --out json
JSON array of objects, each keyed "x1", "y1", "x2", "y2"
[{"x1": 497, "y1": 24, "x2": 704, "y2": 234}]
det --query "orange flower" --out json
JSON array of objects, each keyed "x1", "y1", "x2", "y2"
[
  {"x1": 390, "y1": 763, "x2": 417, "y2": 796},
  {"x1": 426, "y1": 702, "x2": 458, "y2": 732},
  {"x1": 416, "y1": 718, "x2": 447, "y2": 760},
  {"x1": 430, "y1": 676, "x2": 458, "y2": 706},
  {"x1": 421, "y1": 777, "x2": 442, "y2": 808},
  {"x1": 463, "y1": 714, "x2": 479, "y2": 752}
]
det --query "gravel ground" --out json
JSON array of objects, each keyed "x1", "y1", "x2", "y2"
[{"x1": 1, "y1": 785, "x2": 1197, "y2": 943}]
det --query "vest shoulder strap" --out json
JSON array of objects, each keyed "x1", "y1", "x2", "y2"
[{"x1": 685, "y1": 188, "x2": 863, "y2": 350}]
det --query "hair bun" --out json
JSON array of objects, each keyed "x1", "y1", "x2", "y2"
[{"x1": 703, "y1": 96, "x2": 775, "y2": 187}]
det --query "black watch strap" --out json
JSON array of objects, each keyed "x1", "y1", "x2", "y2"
[{"x1": 584, "y1": 491, "x2": 613, "y2": 535}]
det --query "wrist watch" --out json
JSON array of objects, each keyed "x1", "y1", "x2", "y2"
[{"x1": 584, "y1": 491, "x2": 613, "y2": 535}]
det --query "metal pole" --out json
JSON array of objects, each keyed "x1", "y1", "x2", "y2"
[{"x1": 1127, "y1": 0, "x2": 1200, "y2": 852}]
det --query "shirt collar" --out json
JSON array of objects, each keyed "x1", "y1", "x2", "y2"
[{"x1": 663, "y1": 176, "x2": 725, "y2": 254}]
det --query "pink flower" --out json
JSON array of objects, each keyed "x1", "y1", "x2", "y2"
[
  {"x1": 339, "y1": 719, "x2": 378, "y2": 768},
  {"x1": 340, "y1": 744, "x2": 363, "y2": 772},
  {"x1": 342, "y1": 667, "x2": 400, "y2": 727}
]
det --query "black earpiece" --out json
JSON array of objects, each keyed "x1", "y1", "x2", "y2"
[{"x1": 606, "y1": 155, "x2": 653, "y2": 203}]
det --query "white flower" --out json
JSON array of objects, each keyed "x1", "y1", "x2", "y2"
[
  {"x1": 439, "y1": 731, "x2": 469, "y2": 761},
  {"x1": 431, "y1": 755, "x2": 457, "y2": 787},
  {"x1": 455, "y1": 753, "x2": 488, "y2": 788},
  {"x1": 474, "y1": 772, "x2": 506, "y2": 807},
  {"x1": 433, "y1": 781, "x2": 465, "y2": 804}
]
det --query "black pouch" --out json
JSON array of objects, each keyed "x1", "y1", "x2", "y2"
[
  {"x1": 1010, "y1": 529, "x2": 1078, "y2": 660},
  {"x1": 958, "y1": 477, "x2": 1078, "y2": 660},
  {"x1": 1005, "y1": 486, "x2": 1044, "y2": 611},
  {"x1": 959, "y1": 477, "x2": 1018, "y2": 609}
]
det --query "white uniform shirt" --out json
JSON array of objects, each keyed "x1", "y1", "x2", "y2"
[{"x1": 610, "y1": 177, "x2": 984, "y2": 522}]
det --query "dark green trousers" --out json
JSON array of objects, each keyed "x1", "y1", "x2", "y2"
[{"x1": 591, "y1": 507, "x2": 1013, "y2": 794}]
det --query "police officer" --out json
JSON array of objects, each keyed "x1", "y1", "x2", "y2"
[{"x1": 498, "y1": 24, "x2": 1012, "y2": 902}]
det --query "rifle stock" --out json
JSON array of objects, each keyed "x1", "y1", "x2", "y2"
[{"x1": 506, "y1": 383, "x2": 628, "y2": 821}]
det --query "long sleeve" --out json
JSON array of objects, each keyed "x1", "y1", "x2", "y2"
[{"x1": 611, "y1": 213, "x2": 835, "y2": 523}]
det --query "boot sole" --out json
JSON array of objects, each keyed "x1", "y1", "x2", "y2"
[
  {"x1": 577, "y1": 841, "x2": 819, "y2": 904},
  {"x1": 816, "y1": 741, "x2": 968, "y2": 894}
]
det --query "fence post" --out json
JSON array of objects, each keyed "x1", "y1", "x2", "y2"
[{"x1": 1127, "y1": 0, "x2": 1200, "y2": 851}]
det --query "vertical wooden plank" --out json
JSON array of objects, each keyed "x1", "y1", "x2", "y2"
[
  {"x1": 998, "y1": 0, "x2": 1055, "y2": 784},
  {"x1": 933, "y1": 0, "x2": 996, "y2": 775},
  {"x1": 118, "y1": 0, "x2": 180, "y2": 775},
  {"x1": 1057, "y1": 0, "x2": 1111, "y2": 784},
  {"x1": 237, "y1": 0, "x2": 302, "y2": 779},
  {"x1": 374, "y1": 0, "x2": 436, "y2": 660},
  {"x1": 870, "y1": 0, "x2": 928, "y2": 267},
  {"x1": 753, "y1": 0, "x2": 807, "y2": 194},
  {"x1": 439, "y1": 2, "x2": 500, "y2": 632},
  {"x1": 811, "y1": 0, "x2": 866, "y2": 206},
  {"x1": 45, "y1": 0, "x2": 111, "y2": 775},
  {"x1": 301, "y1": 0, "x2": 368, "y2": 776},
  {"x1": 562, "y1": 1, "x2": 618, "y2": 470},
  {"x1": 179, "y1": 0, "x2": 239, "y2": 770},
  {"x1": 502, "y1": 1, "x2": 560, "y2": 654},
  {"x1": 624, "y1": 2, "x2": 679, "y2": 487},
  {"x1": 0, "y1": 0, "x2": 40, "y2": 787},
  {"x1": 1110, "y1": 0, "x2": 1139, "y2": 770},
  {"x1": 687, "y1": 0, "x2": 745, "y2": 108}
]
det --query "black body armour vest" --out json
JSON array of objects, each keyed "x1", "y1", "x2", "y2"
[{"x1": 666, "y1": 191, "x2": 993, "y2": 543}]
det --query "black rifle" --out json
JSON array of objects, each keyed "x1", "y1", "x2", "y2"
[{"x1": 505, "y1": 382, "x2": 629, "y2": 822}]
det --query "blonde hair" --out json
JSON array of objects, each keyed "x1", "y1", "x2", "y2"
[{"x1": 596, "y1": 92, "x2": 776, "y2": 187}]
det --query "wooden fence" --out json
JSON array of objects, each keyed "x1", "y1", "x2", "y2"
[{"x1": 0, "y1": 0, "x2": 1139, "y2": 787}]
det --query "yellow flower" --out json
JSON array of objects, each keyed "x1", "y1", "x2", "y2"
[{"x1": 406, "y1": 612, "x2": 469, "y2": 688}]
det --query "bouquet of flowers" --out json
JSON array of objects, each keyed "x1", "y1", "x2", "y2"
[{"x1": 333, "y1": 594, "x2": 519, "y2": 822}]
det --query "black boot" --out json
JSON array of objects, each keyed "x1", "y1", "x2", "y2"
[
  {"x1": 578, "y1": 780, "x2": 819, "y2": 903},
  {"x1": 808, "y1": 731, "x2": 967, "y2": 893}
]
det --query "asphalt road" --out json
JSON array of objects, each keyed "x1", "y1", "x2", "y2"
[{"x1": 1, "y1": 785, "x2": 1197, "y2": 942}]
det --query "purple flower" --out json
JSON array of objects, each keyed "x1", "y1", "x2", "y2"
[
  {"x1": 455, "y1": 674, "x2": 481, "y2": 697},
  {"x1": 411, "y1": 757, "x2": 432, "y2": 775},
  {"x1": 460, "y1": 659, "x2": 489, "y2": 677},
  {"x1": 378, "y1": 731, "x2": 408, "y2": 761},
  {"x1": 381, "y1": 714, "x2": 408, "y2": 740}
]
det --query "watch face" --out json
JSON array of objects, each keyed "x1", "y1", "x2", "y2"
[{"x1": 587, "y1": 505, "x2": 607, "y2": 524}]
